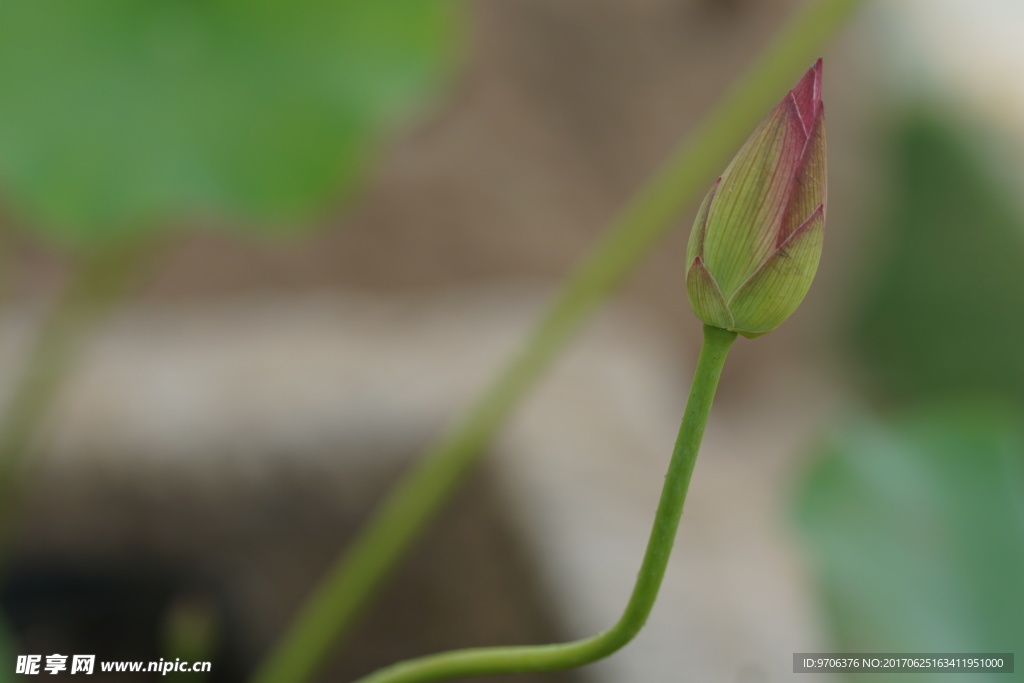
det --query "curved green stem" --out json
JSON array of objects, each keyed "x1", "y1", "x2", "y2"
[
  {"x1": 0, "y1": 240, "x2": 151, "y2": 546},
  {"x1": 252, "y1": 2, "x2": 864, "y2": 681},
  {"x1": 352, "y1": 325, "x2": 736, "y2": 683}
]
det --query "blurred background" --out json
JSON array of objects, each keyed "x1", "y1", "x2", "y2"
[{"x1": 0, "y1": 0, "x2": 1022, "y2": 681}]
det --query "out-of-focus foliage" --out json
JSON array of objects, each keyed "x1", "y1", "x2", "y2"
[
  {"x1": 795, "y1": 403, "x2": 1024, "y2": 683},
  {"x1": 848, "y1": 112, "x2": 1024, "y2": 405},
  {"x1": 796, "y1": 108, "x2": 1024, "y2": 680},
  {"x1": 0, "y1": 0, "x2": 461, "y2": 245}
]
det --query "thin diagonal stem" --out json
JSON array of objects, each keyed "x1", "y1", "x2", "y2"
[
  {"x1": 0, "y1": 240, "x2": 150, "y2": 546},
  {"x1": 351, "y1": 325, "x2": 736, "y2": 683},
  {"x1": 252, "y1": 2, "x2": 864, "y2": 681}
]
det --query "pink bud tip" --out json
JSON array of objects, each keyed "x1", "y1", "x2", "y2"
[{"x1": 788, "y1": 58, "x2": 823, "y2": 136}]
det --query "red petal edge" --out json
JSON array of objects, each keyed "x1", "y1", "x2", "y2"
[{"x1": 787, "y1": 58, "x2": 822, "y2": 137}]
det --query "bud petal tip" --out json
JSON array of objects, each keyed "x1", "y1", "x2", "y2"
[{"x1": 788, "y1": 58, "x2": 823, "y2": 135}]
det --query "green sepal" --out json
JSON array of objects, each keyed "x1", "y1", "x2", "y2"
[
  {"x1": 686, "y1": 256, "x2": 734, "y2": 330},
  {"x1": 701, "y1": 101, "x2": 806, "y2": 298},
  {"x1": 727, "y1": 206, "x2": 824, "y2": 336},
  {"x1": 686, "y1": 177, "x2": 719, "y2": 266}
]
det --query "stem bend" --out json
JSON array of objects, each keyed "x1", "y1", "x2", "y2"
[{"x1": 352, "y1": 325, "x2": 736, "y2": 683}]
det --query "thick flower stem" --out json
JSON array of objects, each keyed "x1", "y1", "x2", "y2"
[
  {"x1": 347, "y1": 325, "x2": 736, "y2": 683},
  {"x1": 251, "y1": 2, "x2": 863, "y2": 681}
]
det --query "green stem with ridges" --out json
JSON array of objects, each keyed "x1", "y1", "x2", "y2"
[
  {"x1": 252, "y1": 2, "x2": 864, "y2": 681},
  {"x1": 352, "y1": 325, "x2": 736, "y2": 683}
]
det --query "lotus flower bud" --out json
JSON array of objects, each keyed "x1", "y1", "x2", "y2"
[{"x1": 686, "y1": 59, "x2": 826, "y2": 338}]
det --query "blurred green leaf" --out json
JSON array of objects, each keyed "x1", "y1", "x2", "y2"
[
  {"x1": 0, "y1": 0, "x2": 461, "y2": 244},
  {"x1": 849, "y1": 112, "x2": 1024, "y2": 405},
  {"x1": 794, "y1": 403, "x2": 1024, "y2": 683}
]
